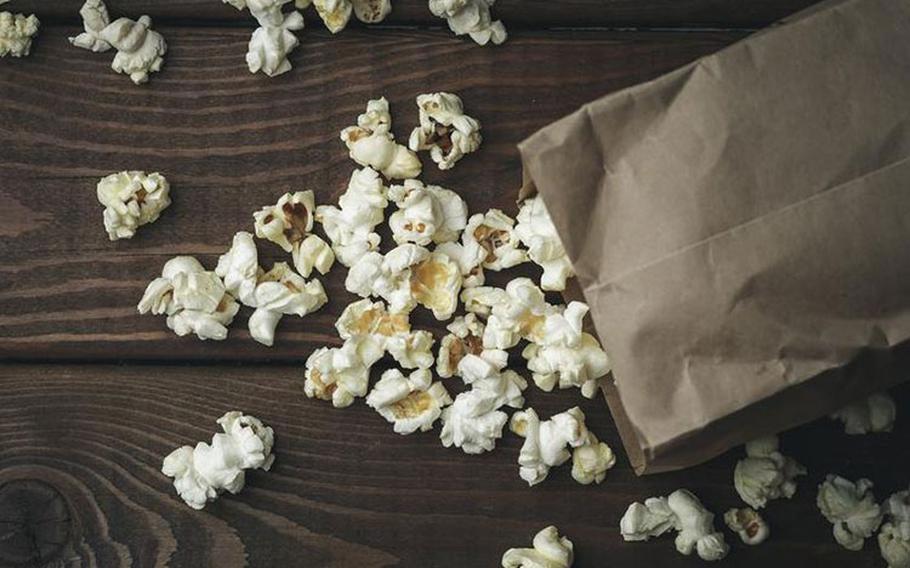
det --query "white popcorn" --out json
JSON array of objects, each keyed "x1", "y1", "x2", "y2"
[
  {"x1": 161, "y1": 411, "x2": 275, "y2": 510},
  {"x1": 249, "y1": 262, "x2": 327, "y2": 346},
  {"x1": 96, "y1": 171, "x2": 171, "y2": 241},
  {"x1": 216, "y1": 231, "x2": 261, "y2": 306},
  {"x1": 410, "y1": 250, "x2": 462, "y2": 320},
  {"x1": 408, "y1": 92, "x2": 482, "y2": 170},
  {"x1": 436, "y1": 241, "x2": 486, "y2": 288},
  {"x1": 0, "y1": 11, "x2": 38, "y2": 58},
  {"x1": 439, "y1": 389, "x2": 509, "y2": 454},
  {"x1": 621, "y1": 490, "x2": 728, "y2": 561},
  {"x1": 340, "y1": 97, "x2": 421, "y2": 180},
  {"x1": 388, "y1": 179, "x2": 468, "y2": 245},
  {"x1": 292, "y1": 234, "x2": 335, "y2": 278},
  {"x1": 69, "y1": 0, "x2": 111, "y2": 52},
  {"x1": 509, "y1": 407, "x2": 589, "y2": 487},
  {"x1": 253, "y1": 190, "x2": 316, "y2": 253},
  {"x1": 482, "y1": 278, "x2": 559, "y2": 350},
  {"x1": 620, "y1": 497, "x2": 677, "y2": 542},
  {"x1": 817, "y1": 475, "x2": 883, "y2": 551},
  {"x1": 515, "y1": 196, "x2": 574, "y2": 291},
  {"x1": 463, "y1": 209, "x2": 527, "y2": 270},
  {"x1": 316, "y1": 167, "x2": 389, "y2": 267},
  {"x1": 831, "y1": 392, "x2": 897, "y2": 435},
  {"x1": 310, "y1": 0, "x2": 391, "y2": 32},
  {"x1": 880, "y1": 490, "x2": 910, "y2": 568},
  {"x1": 385, "y1": 329, "x2": 435, "y2": 369},
  {"x1": 724, "y1": 508, "x2": 770, "y2": 545},
  {"x1": 99, "y1": 15, "x2": 167, "y2": 84},
  {"x1": 734, "y1": 435, "x2": 806, "y2": 509},
  {"x1": 428, "y1": 0, "x2": 506, "y2": 46},
  {"x1": 304, "y1": 335, "x2": 384, "y2": 407},
  {"x1": 571, "y1": 431, "x2": 616, "y2": 485},
  {"x1": 522, "y1": 302, "x2": 610, "y2": 399},
  {"x1": 138, "y1": 256, "x2": 239, "y2": 341},
  {"x1": 245, "y1": 0, "x2": 304, "y2": 77},
  {"x1": 366, "y1": 368, "x2": 452, "y2": 434},
  {"x1": 460, "y1": 285, "x2": 507, "y2": 317},
  {"x1": 335, "y1": 298, "x2": 410, "y2": 343},
  {"x1": 436, "y1": 313, "x2": 485, "y2": 378},
  {"x1": 458, "y1": 350, "x2": 527, "y2": 409},
  {"x1": 501, "y1": 526, "x2": 574, "y2": 568}
]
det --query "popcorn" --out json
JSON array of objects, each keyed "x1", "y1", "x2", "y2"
[
  {"x1": 501, "y1": 526, "x2": 574, "y2": 568},
  {"x1": 724, "y1": 508, "x2": 770, "y2": 545},
  {"x1": 69, "y1": 0, "x2": 111, "y2": 52},
  {"x1": 385, "y1": 329, "x2": 435, "y2": 369},
  {"x1": 304, "y1": 335, "x2": 384, "y2": 407},
  {"x1": 880, "y1": 490, "x2": 910, "y2": 568},
  {"x1": 366, "y1": 368, "x2": 452, "y2": 434},
  {"x1": 831, "y1": 392, "x2": 897, "y2": 435},
  {"x1": 408, "y1": 92, "x2": 482, "y2": 170},
  {"x1": 388, "y1": 179, "x2": 468, "y2": 245},
  {"x1": 99, "y1": 15, "x2": 167, "y2": 84},
  {"x1": 292, "y1": 234, "x2": 336, "y2": 278},
  {"x1": 509, "y1": 407, "x2": 590, "y2": 487},
  {"x1": 340, "y1": 97, "x2": 421, "y2": 180},
  {"x1": 96, "y1": 171, "x2": 171, "y2": 241},
  {"x1": 0, "y1": 11, "x2": 38, "y2": 58},
  {"x1": 138, "y1": 256, "x2": 239, "y2": 341},
  {"x1": 481, "y1": 278, "x2": 559, "y2": 350},
  {"x1": 249, "y1": 262, "x2": 328, "y2": 346},
  {"x1": 244, "y1": 0, "x2": 305, "y2": 77},
  {"x1": 521, "y1": 301, "x2": 610, "y2": 399},
  {"x1": 571, "y1": 431, "x2": 616, "y2": 485},
  {"x1": 161, "y1": 411, "x2": 275, "y2": 509},
  {"x1": 436, "y1": 241, "x2": 486, "y2": 288},
  {"x1": 253, "y1": 190, "x2": 316, "y2": 253},
  {"x1": 515, "y1": 196, "x2": 574, "y2": 291},
  {"x1": 460, "y1": 285, "x2": 507, "y2": 316},
  {"x1": 352, "y1": 0, "x2": 392, "y2": 24},
  {"x1": 410, "y1": 250, "x2": 462, "y2": 320},
  {"x1": 316, "y1": 167, "x2": 389, "y2": 267},
  {"x1": 620, "y1": 497, "x2": 676, "y2": 542},
  {"x1": 311, "y1": 0, "x2": 391, "y2": 32},
  {"x1": 428, "y1": 0, "x2": 506, "y2": 46},
  {"x1": 436, "y1": 313, "x2": 485, "y2": 378},
  {"x1": 734, "y1": 435, "x2": 806, "y2": 509},
  {"x1": 216, "y1": 231, "x2": 261, "y2": 306},
  {"x1": 817, "y1": 475, "x2": 883, "y2": 551},
  {"x1": 335, "y1": 298, "x2": 410, "y2": 343},
  {"x1": 463, "y1": 209, "x2": 527, "y2": 270},
  {"x1": 458, "y1": 350, "x2": 527, "y2": 409}
]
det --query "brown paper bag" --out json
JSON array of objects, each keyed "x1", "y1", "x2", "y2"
[{"x1": 518, "y1": 0, "x2": 910, "y2": 474}]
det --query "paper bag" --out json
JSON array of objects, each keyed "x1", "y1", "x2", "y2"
[{"x1": 518, "y1": 0, "x2": 910, "y2": 474}]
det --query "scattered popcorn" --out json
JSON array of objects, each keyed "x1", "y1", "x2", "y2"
[
  {"x1": 138, "y1": 256, "x2": 239, "y2": 341},
  {"x1": 253, "y1": 190, "x2": 316, "y2": 253},
  {"x1": 366, "y1": 368, "x2": 452, "y2": 434},
  {"x1": 99, "y1": 15, "x2": 167, "y2": 84},
  {"x1": 316, "y1": 167, "x2": 389, "y2": 267},
  {"x1": 458, "y1": 350, "x2": 527, "y2": 409},
  {"x1": 304, "y1": 335, "x2": 384, "y2": 407},
  {"x1": 292, "y1": 234, "x2": 335, "y2": 278},
  {"x1": 428, "y1": 0, "x2": 506, "y2": 46},
  {"x1": 408, "y1": 92, "x2": 482, "y2": 170},
  {"x1": 0, "y1": 11, "x2": 38, "y2": 58},
  {"x1": 879, "y1": 490, "x2": 910, "y2": 568},
  {"x1": 481, "y1": 278, "x2": 559, "y2": 350},
  {"x1": 309, "y1": 0, "x2": 390, "y2": 32},
  {"x1": 831, "y1": 392, "x2": 897, "y2": 435},
  {"x1": 463, "y1": 209, "x2": 527, "y2": 270},
  {"x1": 249, "y1": 262, "x2": 327, "y2": 346},
  {"x1": 388, "y1": 179, "x2": 468, "y2": 246},
  {"x1": 340, "y1": 97, "x2": 421, "y2": 180},
  {"x1": 436, "y1": 241, "x2": 486, "y2": 288},
  {"x1": 244, "y1": 0, "x2": 305, "y2": 77},
  {"x1": 335, "y1": 298, "x2": 410, "y2": 345},
  {"x1": 501, "y1": 526, "x2": 574, "y2": 568},
  {"x1": 724, "y1": 508, "x2": 770, "y2": 545},
  {"x1": 620, "y1": 497, "x2": 677, "y2": 542},
  {"x1": 96, "y1": 171, "x2": 171, "y2": 241},
  {"x1": 521, "y1": 301, "x2": 609, "y2": 399},
  {"x1": 817, "y1": 475, "x2": 883, "y2": 551},
  {"x1": 571, "y1": 431, "x2": 616, "y2": 485},
  {"x1": 515, "y1": 196, "x2": 574, "y2": 291},
  {"x1": 161, "y1": 411, "x2": 274, "y2": 509},
  {"x1": 216, "y1": 231, "x2": 261, "y2": 306},
  {"x1": 69, "y1": 0, "x2": 111, "y2": 52},
  {"x1": 734, "y1": 435, "x2": 806, "y2": 509},
  {"x1": 460, "y1": 285, "x2": 507, "y2": 317},
  {"x1": 621, "y1": 490, "x2": 728, "y2": 561},
  {"x1": 410, "y1": 250, "x2": 462, "y2": 320},
  {"x1": 385, "y1": 329, "x2": 435, "y2": 369},
  {"x1": 436, "y1": 313, "x2": 485, "y2": 378},
  {"x1": 509, "y1": 407, "x2": 589, "y2": 487}
]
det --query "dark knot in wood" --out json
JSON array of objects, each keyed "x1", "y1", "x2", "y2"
[{"x1": 0, "y1": 480, "x2": 72, "y2": 567}]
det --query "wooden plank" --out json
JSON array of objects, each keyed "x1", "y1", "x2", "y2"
[
  {"x1": 8, "y1": 0, "x2": 821, "y2": 28},
  {"x1": 0, "y1": 26, "x2": 742, "y2": 362},
  {"x1": 0, "y1": 363, "x2": 906, "y2": 567}
]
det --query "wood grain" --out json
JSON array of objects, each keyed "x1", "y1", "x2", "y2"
[
  {"x1": 10, "y1": 0, "x2": 822, "y2": 29},
  {"x1": 1, "y1": 364, "x2": 907, "y2": 567},
  {"x1": 0, "y1": 25, "x2": 742, "y2": 362}
]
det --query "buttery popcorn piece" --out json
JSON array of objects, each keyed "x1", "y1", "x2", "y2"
[
  {"x1": 310, "y1": 0, "x2": 390, "y2": 32},
  {"x1": 385, "y1": 329, "x2": 435, "y2": 369},
  {"x1": 734, "y1": 435, "x2": 806, "y2": 509},
  {"x1": 501, "y1": 526, "x2": 574, "y2": 568},
  {"x1": 436, "y1": 313, "x2": 485, "y2": 378},
  {"x1": 304, "y1": 335, "x2": 384, "y2": 407},
  {"x1": 724, "y1": 508, "x2": 770, "y2": 545},
  {"x1": 482, "y1": 278, "x2": 559, "y2": 350},
  {"x1": 99, "y1": 15, "x2": 166, "y2": 84},
  {"x1": 161, "y1": 411, "x2": 274, "y2": 510},
  {"x1": 515, "y1": 196, "x2": 575, "y2": 291},
  {"x1": 408, "y1": 92, "x2": 482, "y2": 170},
  {"x1": 292, "y1": 234, "x2": 335, "y2": 278},
  {"x1": 571, "y1": 431, "x2": 616, "y2": 485},
  {"x1": 817, "y1": 475, "x2": 883, "y2": 551},
  {"x1": 253, "y1": 190, "x2": 316, "y2": 252},
  {"x1": 436, "y1": 241, "x2": 486, "y2": 288},
  {"x1": 366, "y1": 368, "x2": 452, "y2": 434},
  {"x1": 249, "y1": 262, "x2": 327, "y2": 346},
  {"x1": 316, "y1": 167, "x2": 389, "y2": 267},
  {"x1": 831, "y1": 391, "x2": 897, "y2": 435},
  {"x1": 335, "y1": 298, "x2": 410, "y2": 343},
  {"x1": 522, "y1": 301, "x2": 609, "y2": 399},
  {"x1": 340, "y1": 97, "x2": 421, "y2": 180},
  {"x1": 621, "y1": 490, "x2": 728, "y2": 561},
  {"x1": 388, "y1": 179, "x2": 468, "y2": 245},
  {"x1": 244, "y1": 0, "x2": 304, "y2": 77},
  {"x1": 880, "y1": 490, "x2": 910, "y2": 568},
  {"x1": 216, "y1": 231, "x2": 261, "y2": 306},
  {"x1": 428, "y1": 0, "x2": 506, "y2": 46},
  {"x1": 463, "y1": 209, "x2": 527, "y2": 270},
  {"x1": 460, "y1": 285, "x2": 507, "y2": 317},
  {"x1": 69, "y1": 0, "x2": 111, "y2": 52},
  {"x1": 0, "y1": 11, "x2": 38, "y2": 58},
  {"x1": 138, "y1": 256, "x2": 239, "y2": 341},
  {"x1": 96, "y1": 171, "x2": 171, "y2": 241},
  {"x1": 509, "y1": 407, "x2": 589, "y2": 487}
]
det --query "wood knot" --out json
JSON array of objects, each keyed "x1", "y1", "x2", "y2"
[{"x1": 0, "y1": 480, "x2": 72, "y2": 567}]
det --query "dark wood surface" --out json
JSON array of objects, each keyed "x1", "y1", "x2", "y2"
[{"x1": 3, "y1": 2, "x2": 908, "y2": 567}]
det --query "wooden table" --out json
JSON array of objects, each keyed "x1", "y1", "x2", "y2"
[{"x1": 1, "y1": 1, "x2": 907, "y2": 566}]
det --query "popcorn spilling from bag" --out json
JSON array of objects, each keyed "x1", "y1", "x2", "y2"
[{"x1": 831, "y1": 392, "x2": 896, "y2": 435}]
